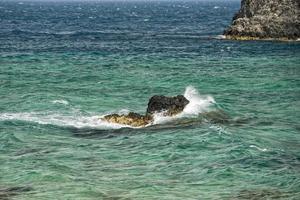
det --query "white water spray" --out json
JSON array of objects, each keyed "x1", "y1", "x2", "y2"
[
  {"x1": 152, "y1": 86, "x2": 216, "y2": 125},
  {"x1": 183, "y1": 85, "x2": 215, "y2": 115}
]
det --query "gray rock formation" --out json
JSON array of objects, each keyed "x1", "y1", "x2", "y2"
[{"x1": 224, "y1": 0, "x2": 300, "y2": 40}]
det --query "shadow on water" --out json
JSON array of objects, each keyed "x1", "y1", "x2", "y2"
[
  {"x1": 71, "y1": 118, "x2": 205, "y2": 139},
  {"x1": 0, "y1": 186, "x2": 33, "y2": 200}
]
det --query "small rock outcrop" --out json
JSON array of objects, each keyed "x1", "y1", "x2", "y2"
[
  {"x1": 224, "y1": 0, "x2": 300, "y2": 40},
  {"x1": 146, "y1": 95, "x2": 190, "y2": 116},
  {"x1": 103, "y1": 112, "x2": 153, "y2": 127},
  {"x1": 101, "y1": 95, "x2": 190, "y2": 127}
]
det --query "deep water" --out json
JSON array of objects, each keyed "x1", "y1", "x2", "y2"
[{"x1": 0, "y1": 0, "x2": 300, "y2": 199}]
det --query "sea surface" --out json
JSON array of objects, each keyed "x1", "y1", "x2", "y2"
[{"x1": 0, "y1": 0, "x2": 300, "y2": 199}]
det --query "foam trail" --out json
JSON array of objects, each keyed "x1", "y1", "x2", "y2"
[{"x1": 0, "y1": 112, "x2": 131, "y2": 130}]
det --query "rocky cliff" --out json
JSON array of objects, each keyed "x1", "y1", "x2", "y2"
[{"x1": 224, "y1": 0, "x2": 300, "y2": 40}]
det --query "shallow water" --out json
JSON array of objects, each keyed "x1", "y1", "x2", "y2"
[{"x1": 0, "y1": 0, "x2": 300, "y2": 199}]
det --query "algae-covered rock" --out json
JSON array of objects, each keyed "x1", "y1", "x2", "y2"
[{"x1": 103, "y1": 112, "x2": 153, "y2": 127}]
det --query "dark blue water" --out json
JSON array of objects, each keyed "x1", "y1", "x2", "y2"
[{"x1": 0, "y1": 1, "x2": 237, "y2": 52}]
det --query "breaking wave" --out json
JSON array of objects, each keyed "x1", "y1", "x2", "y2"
[
  {"x1": 152, "y1": 86, "x2": 216, "y2": 125},
  {"x1": 0, "y1": 86, "x2": 218, "y2": 130}
]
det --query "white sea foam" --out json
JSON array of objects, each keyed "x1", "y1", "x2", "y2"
[
  {"x1": 209, "y1": 124, "x2": 230, "y2": 135},
  {"x1": 51, "y1": 99, "x2": 69, "y2": 105},
  {"x1": 215, "y1": 35, "x2": 226, "y2": 40},
  {"x1": 250, "y1": 145, "x2": 268, "y2": 152},
  {"x1": 0, "y1": 112, "x2": 130, "y2": 130},
  {"x1": 56, "y1": 31, "x2": 76, "y2": 35}
]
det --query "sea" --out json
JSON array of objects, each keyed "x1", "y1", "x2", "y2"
[{"x1": 0, "y1": 0, "x2": 300, "y2": 199}]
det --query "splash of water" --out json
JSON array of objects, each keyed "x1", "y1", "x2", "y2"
[
  {"x1": 183, "y1": 86, "x2": 215, "y2": 115},
  {"x1": 152, "y1": 86, "x2": 216, "y2": 125},
  {"x1": 0, "y1": 86, "x2": 216, "y2": 129}
]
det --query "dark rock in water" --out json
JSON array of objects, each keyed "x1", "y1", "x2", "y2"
[
  {"x1": 146, "y1": 95, "x2": 189, "y2": 116},
  {"x1": 103, "y1": 112, "x2": 153, "y2": 127},
  {"x1": 224, "y1": 0, "x2": 300, "y2": 40},
  {"x1": 101, "y1": 95, "x2": 190, "y2": 127}
]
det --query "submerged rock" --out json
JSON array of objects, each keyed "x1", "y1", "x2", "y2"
[
  {"x1": 101, "y1": 95, "x2": 190, "y2": 127},
  {"x1": 224, "y1": 0, "x2": 300, "y2": 40}
]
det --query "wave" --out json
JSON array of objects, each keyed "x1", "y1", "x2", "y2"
[
  {"x1": 214, "y1": 35, "x2": 226, "y2": 40},
  {"x1": 152, "y1": 86, "x2": 216, "y2": 125},
  {"x1": 0, "y1": 86, "x2": 219, "y2": 130},
  {"x1": 1, "y1": 29, "x2": 132, "y2": 36},
  {"x1": 1, "y1": 29, "x2": 220, "y2": 40},
  {"x1": 51, "y1": 99, "x2": 69, "y2": 105}
]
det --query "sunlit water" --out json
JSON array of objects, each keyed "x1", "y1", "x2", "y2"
[{"x1": 0, "y1": 1, "x2": 300, "y2": 199}]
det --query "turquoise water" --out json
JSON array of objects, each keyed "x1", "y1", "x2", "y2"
[{"x1": 1, "y1": 1, "x2": 300, "y2": 199}]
